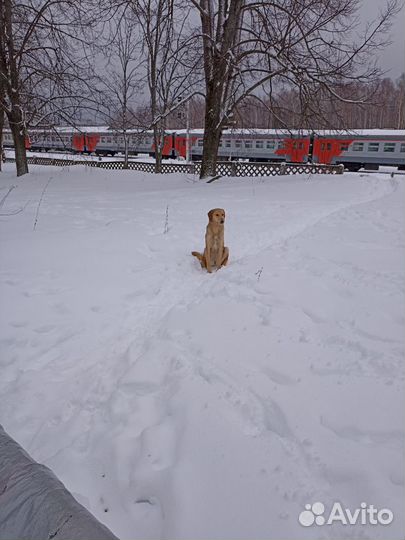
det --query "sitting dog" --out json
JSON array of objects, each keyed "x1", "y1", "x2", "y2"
[{"x1": 192, "y1": 208, "x2": 229, "y2": 273}]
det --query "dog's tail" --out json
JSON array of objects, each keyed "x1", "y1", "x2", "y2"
[{"x1": 191, "y1": 251, "x2": 203, "y2": 261}]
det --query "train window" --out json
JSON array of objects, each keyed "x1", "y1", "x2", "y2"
[
  {"x1": 368, "y1": 142, "x2": 379, "y2": 152},
  {"x1": 107, "y1": 137, "x2": 112, "y2": 143},
  {"x1": 352, "y1": 142, "x2": 364, "y2": 151},
  {"x1": 101, "y1": 137, "x2": 105, "y2": 143},
  {"x1": 340, "y1": 143, "x2": 349, "y2": 151},
  {"x1": 383, "y1": 143, "x2": 396, "y2": 152},
  {"x1": 266, "y1": 140, "x2": 275, "y2": 149},
  {"x1": 256, "y1": 140, "x2": 264, "y2": 149},
  {"x1": 197, "y1": 139, "x2": 203, "y2": 147},
  {"x1": 244, "y1": 140, "x2": 252, "y2": 148},
  {"x1": 235, "y1": 140, "x2": 242, "y2": 148},
  {"x1": 219, "y1": 140, "x2": 223, "y2": 147},
  {"x1": 400, "y1": 143, "x2": 405, "y2": 153},
  {"x1": 225, "y1": 140, "x2": 231, "y2": 148}
]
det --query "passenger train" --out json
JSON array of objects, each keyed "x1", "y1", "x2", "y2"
[{"x1": 2, "y1": 126, "x2": 404, "y2": 171}]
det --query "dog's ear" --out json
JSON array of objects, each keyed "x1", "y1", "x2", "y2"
[{"x1": 208, "y1": 209, "x2": 215, "y2": 221}]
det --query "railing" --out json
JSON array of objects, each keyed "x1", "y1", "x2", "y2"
[{"x1": 5, "y1": 156, "x2": 344, "y2": 176}]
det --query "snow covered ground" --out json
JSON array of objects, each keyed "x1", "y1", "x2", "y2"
[{"x1": 0, "y1": 163, "x2": 404, "y2": 539}]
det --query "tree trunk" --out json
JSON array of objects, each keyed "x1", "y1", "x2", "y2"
[
  {"x1": 199, "y1": 85, "x2": 222, "y2": 179},
  {"x1": 153, "y1": 125, "x2": 163, "y2": 174},
  {"x1": 0, "y1": 107, "x2": 4, "y2": 172},
  {"x1": 123, "y1": 132, "x2": 129, "y2": 169},
  {"x1": 154, "y1": 145, "x2": 163, "y2": 173},
  {"x1": 200, "y1": 124, "x2": 221, "y2": 178},
  {"x1": 2, "y1": 0, "x2": 28, "y2": 176},
  {"x1": 9, "y1": 109, "x2": 29, "y2": 177},
  {"x1": 198, "y1": 0, "x2": 243, "y2": 179}
]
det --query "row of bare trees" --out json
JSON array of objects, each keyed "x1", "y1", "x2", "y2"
[
  {"x1": 215, "y1": 74, "x2": 405, "y2": 130},
  {"x1": 1, "y1": 0, "x2": 402, "y2": 178}
]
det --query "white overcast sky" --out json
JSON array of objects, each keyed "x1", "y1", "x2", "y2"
[{"x1": 359, "y1": 0, "x2": 405, "y2": 78}]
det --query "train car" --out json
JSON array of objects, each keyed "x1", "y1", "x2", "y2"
[
  {"x1": 78, "y1": 128, "x2": 178, "y2": 158},
  {"x1": 181, "y1": 129, "x2": 311, "y2": 163},
  {"x1": 312, "y1": 130, "x2": 405, "y2": 171},
  {"x1": 29, "y1": 127, "x2": 74, "y2": 152}
]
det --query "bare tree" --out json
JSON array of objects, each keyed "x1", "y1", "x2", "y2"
[
  {"x1": 0, "y1": 78, "x2": 5, "y2": 171},
  {"x1": 235, "y1": 73, "x2": 405, "y2": 130},
  {"x1": 99, "y1": 8, "x2": 143, "y2": 168},
  {"x1": 0, "y1": 0, "x2": 29, "y2": 176},
  {"x1": 130, "y1": 0, "x2": 201, "y2": 172},
  {"x1": 0, "y1": 0, "x2": 100, "y2": 177},
  {"x1": 395, "y1": 73, "x2": 405, "y2": 129},
  {"x1": 190, "y1": 0, "x2": 400, "y2": 178}
]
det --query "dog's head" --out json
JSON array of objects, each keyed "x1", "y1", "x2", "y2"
[{"x1": 208, "y1": 208, "x2": 226, "y2": 225}]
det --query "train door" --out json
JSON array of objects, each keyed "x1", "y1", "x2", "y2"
[
  {"x1": 312, "y1": 138, "x2": 353, "y2": 164},
  {"x1": 85, "y1": 134, "x2": 100, "y2": 153},
  {"x1": 72, "y1": 133, "x2": 85, "y2": 152},
  {"x1": 276, "y1": 137, "x2": 310, "y2": 162},
  {"x1": 173, "y1": 134, "x2": 198, "y2": 159}
]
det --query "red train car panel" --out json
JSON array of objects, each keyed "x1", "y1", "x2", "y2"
[
  {"x1": 174, "y1": 135, "x2": 198, "y2": 158},
  {"x1": 312, "y1": 138, "x2": 354, "y2": 164},
  {"x1": 276, "y1": 138, "x2": 310, "y2": 162},
  {"x1": 72, "y1": 133, "x2": 100, "y2": 152}
]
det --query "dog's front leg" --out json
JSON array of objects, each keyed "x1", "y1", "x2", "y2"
[
  {"x1": 216, "y1": 247, "x2": 229, "y2": 270},
  {"x1": 205, "y1": 247, "x2": 212, "y2": 273}
]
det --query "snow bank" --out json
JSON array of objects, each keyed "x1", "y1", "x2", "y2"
[
  {"x1": 0, "y1": 164, "x2": 403, "y2": 539},
  {"x1": 0, "y1": 424, "x2": 117, "y2": 539}
]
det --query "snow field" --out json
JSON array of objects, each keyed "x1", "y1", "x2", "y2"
[{"x1": 0, "y1": 164, "x2": 404, "y2": 539}]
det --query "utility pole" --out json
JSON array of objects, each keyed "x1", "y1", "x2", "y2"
[{"x1": 177, "y1": 95, "x2": 191, "y2": 162}]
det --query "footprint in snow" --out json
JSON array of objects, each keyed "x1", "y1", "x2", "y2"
[{"x1": 34, "y1": 324, "x2": 56, "y2": 334}]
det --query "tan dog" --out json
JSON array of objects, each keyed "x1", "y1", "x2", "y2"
[{"x1": 192, "y1": 208, "x2": 229, "y2": 272}]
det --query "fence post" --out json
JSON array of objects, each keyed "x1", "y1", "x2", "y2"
[{"x1": 230, "y1": 161, "x2": 237, "y2": 176}]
